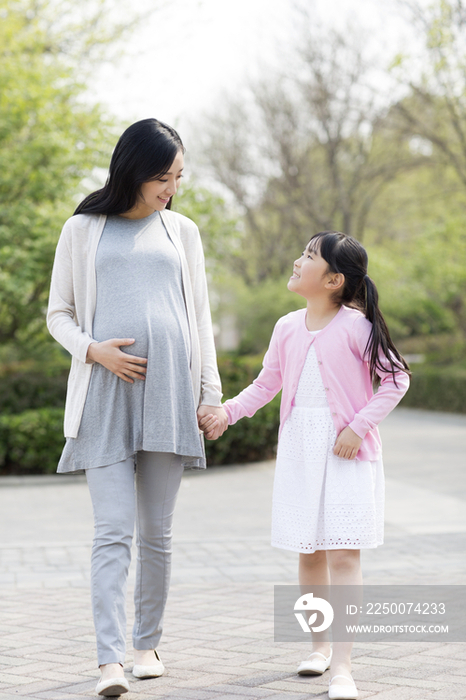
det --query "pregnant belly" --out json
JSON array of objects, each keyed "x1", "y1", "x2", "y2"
[{"x1": 92, "y1": 312, "x2": 188, "y2": 358}]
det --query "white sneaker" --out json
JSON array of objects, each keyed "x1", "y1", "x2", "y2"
[
  {"x1": 132, "y1": 649, "x2": 165, "y2": 679},
  {"x1": 297, "y1": 649, "x2": 332, "y2": 675}
]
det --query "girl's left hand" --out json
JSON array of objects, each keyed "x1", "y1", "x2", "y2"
[{"x1": 333, "y1": 426, "x2": 363, "y2": 460}]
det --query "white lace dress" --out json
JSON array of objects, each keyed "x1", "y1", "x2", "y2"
[{"x1": 271, "y1": 332, "x2": 385, "y2": 553}]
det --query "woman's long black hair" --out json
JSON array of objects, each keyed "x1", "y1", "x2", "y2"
[
  {"x1": 310, "y1": 231, "x2": 410, "y2": 384},
  {"x1": 74, "y1": 118, "x2": 185, "y2": 216}
]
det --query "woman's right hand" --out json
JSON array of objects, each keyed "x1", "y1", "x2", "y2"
[{"x1": 86, "y1": 339, "x2": 147, "y2": 383}]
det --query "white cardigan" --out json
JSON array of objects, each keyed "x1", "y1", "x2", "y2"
[{"x1": 47, "y1": 209, "x2": 222, "y2": 438}]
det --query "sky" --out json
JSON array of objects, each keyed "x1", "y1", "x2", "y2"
[{"x1": 89, "y1": 0, "x2": 424, "y2": 142}]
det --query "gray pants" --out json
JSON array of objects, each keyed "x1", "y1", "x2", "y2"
[{"x1": 85, "y1": 451, "x2": 183, "y2": 666}]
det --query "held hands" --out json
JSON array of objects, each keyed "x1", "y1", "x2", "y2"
[
  {"x1": 86, "y1": 339, "x2": 147, "y2": 383},
  {"x1": 333, "y1": 426, "x2": 363, "y2": 461},
  {"x1": 197, "y1": 405, "x2": 228, "y2": 440}
]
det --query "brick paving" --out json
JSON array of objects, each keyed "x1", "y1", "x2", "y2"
[{"x1": 0, "y1": 408, "x2": 465, "y2": 699}]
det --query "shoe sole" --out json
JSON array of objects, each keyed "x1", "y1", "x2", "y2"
[
  {"x1": 298, "y1": 667, "x2": 327, "y2": 675},
  {"x1": 132, "y1": 671, "x2": 164, "y2": 679},
  {"x1": 96, "y1": 681, "x2": 129, "y2": 696}
]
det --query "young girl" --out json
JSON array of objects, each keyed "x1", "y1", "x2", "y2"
[{"x1": 200, "y1": 231, "x2": 410, "y2": 700}]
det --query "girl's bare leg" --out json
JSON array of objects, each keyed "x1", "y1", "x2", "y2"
[
  {"x1": 299, "y1": 551, "x2": 331, "y2": 658},
  {"x1": 326, "y1": 549, "x2": 362, "y2": 687}
]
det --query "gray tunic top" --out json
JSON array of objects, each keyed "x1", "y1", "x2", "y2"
[{"x1": 57, "y1": 211, "x2": 204, "y2": 473}]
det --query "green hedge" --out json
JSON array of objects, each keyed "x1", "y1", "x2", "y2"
[
  {"x1": 0, "y1": 370, "x2": 68, "y2": 414},
  {"x1": 0, "y1": 355, "x2": 279, "y2": 474},
  {"x1": 203, "y1": 353, "x2": 280, "y2": 465},
  {"x1": 1, "y1": 358, "x2": 464, "y2": 474},
  {"x1": 0, "y1": 408, "x2": 65, "y2": 474},
  {"x1": 400, "y1": 365, "x2": 466, "y2": 414}
]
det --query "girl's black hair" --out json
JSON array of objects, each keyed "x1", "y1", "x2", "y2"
[
  {"x1": 74, "y1": 118, "x2": 185, "y2": 216},
  {"x1": 310, "y1": 231, "x2": 410, "y2": 384}
]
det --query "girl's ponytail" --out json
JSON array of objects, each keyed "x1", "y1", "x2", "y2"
[
  {"x1": 363, "y1": 275, "x2": 410, "y2": 385},
  {"x1": 310, "y1": 231, "x2": 410, "y2": 385}
]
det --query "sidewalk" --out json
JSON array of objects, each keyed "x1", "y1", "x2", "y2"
[{"x1": 0, "y1": 408, "x2": 465, "y2": 699}]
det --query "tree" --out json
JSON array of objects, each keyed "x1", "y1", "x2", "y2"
[
  {"x1": 391, "y1": 0, "x2": 466, "y2": 189},
  {"x1": 195, "y1": 25, "x2": 424, "y2": 283},
  {"x1": 172, "y1": 180, "x2": 242, "y2": 276},
  {"x1": 0, "y1": 0, "x2": 150, "y2": 360},
  {"x1": 367, "y1": 213, "x2": 466, "y2": 349}
]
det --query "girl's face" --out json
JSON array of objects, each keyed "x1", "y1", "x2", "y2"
[
  {"x1": 287, "y1": 241, "x2": 332, "y2": 299},
  {"x1": 132, "y1": 149, "x2": 185, "y2": 218}
]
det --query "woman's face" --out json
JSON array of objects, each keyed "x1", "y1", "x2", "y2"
[{"x1": 136, "y1": 149, "x2": 185, "y2": 216}]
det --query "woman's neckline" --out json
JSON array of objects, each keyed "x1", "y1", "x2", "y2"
[{"x1": 117, "y1": 210, "x2": 160, "y2": 222}]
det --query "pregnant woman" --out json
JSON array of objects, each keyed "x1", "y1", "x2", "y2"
[{"x1": 47, "y1": 118, "x2": 227, "y2": 696}]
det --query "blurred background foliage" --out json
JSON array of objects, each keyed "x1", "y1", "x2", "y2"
[{"x1": 0, "y1": 0, "x2": 465, "y2": 472}]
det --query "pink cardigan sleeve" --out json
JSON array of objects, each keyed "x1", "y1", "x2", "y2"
[
  {"x1": 348, "y1": 315, "x2": 410, "y2": 439},
  {"x1": 223, "y1": 321, "x2": 283, "y2": 425}
]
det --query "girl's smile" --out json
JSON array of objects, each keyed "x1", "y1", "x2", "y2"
[{"x1": 287, "y1": 244, "x2": 332, "y2": 297}]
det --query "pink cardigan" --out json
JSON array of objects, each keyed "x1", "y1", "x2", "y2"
[{"x1": 223, "y1": 305, "x2": 410, "y2": 461}]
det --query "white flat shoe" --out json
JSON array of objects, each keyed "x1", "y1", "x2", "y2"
[
  {"x1": 95, "y1": 676, "x2": 129, "y2": 696},
  {"x1": 297, "y1": 649, "x2": 332, "y2": 675},
  {"x1": 132, "y1": 649, "x2": 165, "y2": 679},
  {"x1": 328, "y1": 674, "x2": 358, "y2": 700}
]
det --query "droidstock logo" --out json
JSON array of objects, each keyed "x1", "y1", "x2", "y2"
[{"x1": 294, "y1": 593, "x2": 334, "y2": 633}]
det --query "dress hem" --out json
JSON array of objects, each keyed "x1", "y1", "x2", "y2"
[
  {"x1": 271, "y1": 539, "x2": 384, "y2": 554},
  {"x1": 57, "y1": 444, "x2": 205, "y2": 474}
]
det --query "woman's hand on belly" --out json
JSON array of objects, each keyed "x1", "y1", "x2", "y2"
[{"x1": 87, "y1": 338, "x2": 147, "y2": 383}]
